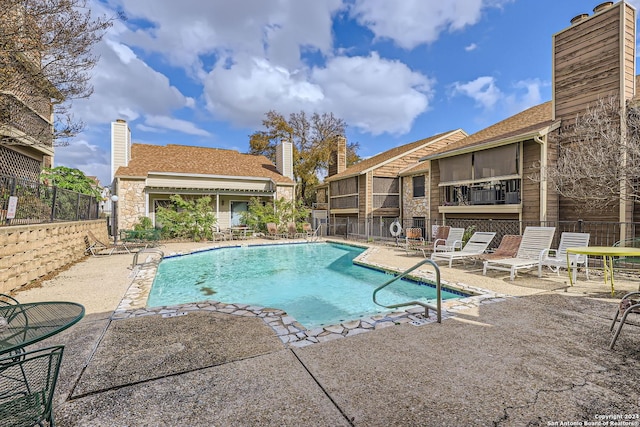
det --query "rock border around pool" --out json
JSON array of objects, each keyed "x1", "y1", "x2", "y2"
[{"x1": 112, "y1": 243, "x2": 508, "y2": 348}]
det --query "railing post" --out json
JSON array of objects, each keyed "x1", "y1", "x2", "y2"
[{"x1": 50, "y1": 186, "x2": 57, "y2": 222}]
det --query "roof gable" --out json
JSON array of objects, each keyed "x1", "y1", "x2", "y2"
[
  {"x1": 326, "y1": 129, "x2": 466, "y2": 181},
  {"x1": 425, "y1": 102, "x2": 555, "y2": 158},
  {"x1": 115, "y1": 144, "x2": 294, "y2": 184}
]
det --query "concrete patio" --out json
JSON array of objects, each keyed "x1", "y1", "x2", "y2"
[{"x1": 12, "y1": 240, "x2": 640, "y2": 426}]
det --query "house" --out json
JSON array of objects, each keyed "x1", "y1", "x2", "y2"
[
  {"x1": 110, "y1": 120, "x2": 295, "y2": 231},
  {"x1": 317, "y1": 129, "x2": 467, "y2": 235},
  {"x1": 0, "y1": 3, "x2": 62, "y2": 182},
  {"x1": 420, "y1": 1, "x2": 637, "y2": 236}
]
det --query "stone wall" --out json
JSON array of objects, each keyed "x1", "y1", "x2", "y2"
[
  {"x1": 118, "y1": 179, "x2": 147, "y2": 230},
  {"x1": 402, "y1": 173, "x2": 430, "y2": 220},
  {"x1": 0, "y1": 219, "x2": 108, "y2": 293}
]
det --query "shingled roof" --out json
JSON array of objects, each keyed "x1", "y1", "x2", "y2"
[
  {"x1": 115, "y1": 144, "x2": 294, "y2": 184},
  {"x1": 326, "y1": 129, "x2": 466, "y2": 182},
  {"x1": 423, "y1": 101, "x2": 556, "y2": 159}
]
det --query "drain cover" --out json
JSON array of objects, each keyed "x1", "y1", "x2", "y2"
[{"x1": 409, "y1": 318, "x2": 431, "y2": 326}]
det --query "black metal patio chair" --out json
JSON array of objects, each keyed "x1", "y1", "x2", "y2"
[{"x1": 0, "y1": 345, "x2": 64, "y2": 427}]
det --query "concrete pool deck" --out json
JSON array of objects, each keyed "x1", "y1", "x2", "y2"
[{"x1": 11, "y1": 238, "x2": 640, "y2": 426}]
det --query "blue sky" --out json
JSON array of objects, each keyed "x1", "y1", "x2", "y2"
[{"x1": 55, "y1": 0, "x2": 640, "y2": 187}]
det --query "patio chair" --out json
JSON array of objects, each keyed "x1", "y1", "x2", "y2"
[
  {"x1": 475, "y1": 234, "x2": 522, "y2": 262},
  {"x1": 538, "y1": 232, "x2": 590, "y2": 282},
  {"x1": 211, "y1": 225, "x2": 232, "y2": 242},
  {"x1": 402, "y1": 227, "x2": 424, "y2": 252},
  {"x1": 609, "y1": 291, "x2": 640, "y2": 349},
  {"x1": 85, "y1": 230, "x2": 140, "y2": 256},
  {"x1": 0, "y1": 345, "x2": 64, "y2": 427},
  {"x1": 286, "y1": 222, "x2": 298, "y2": 238},
  {"x1": 431, "y1": 232, "x2": 496, "y2": 267},
  {"x1": 483, "y1": 226, "x2": 556, "y2": 281},
  {"x1": 407, "y1": 225, "x2": 450, "y2": 256},
  {"x1": 0, "y1": 293, "x2": 19, "y2": 306},
  {"x1": 265, "y1": 223, "x2": 285, "y2": 239},
  {"x1": 431, "y1": 227, "x2": 464, "y2": 254}
]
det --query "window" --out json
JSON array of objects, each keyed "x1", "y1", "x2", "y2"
[
  {"x1": 412, "y1": 175, "x2": 425, "y2": 198},
  {"x1": 373, "y1": 177, "x2": 399, "y2": 209}
]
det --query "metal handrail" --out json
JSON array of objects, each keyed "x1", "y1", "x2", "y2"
[
  {"x1": 131, "y1": 247, "x2": 164, "y2": 268},
  {"x1": 372, "y1": 259, "x2": 441, "y2": 323}
]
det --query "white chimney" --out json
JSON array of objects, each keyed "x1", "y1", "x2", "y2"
[
  {"x1": 111, "y1": 119, "x2": 131, "y2": 184},
  {"x1": 275, "y1": 139, "x2": 294, "y2": 180}
]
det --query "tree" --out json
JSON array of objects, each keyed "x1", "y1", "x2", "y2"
[
  {"x1": 540, "y1": 95, "x2": 640, "y2": 212},
  {"x1": 40, "y1": 165, "x2": 101, "y2": 200},
  {"x1": 1, "y1": 0, "x2": 115, "y2": 146},
  {"x1": 249, "y1": 110, "x2": 360, "y2": 206}
]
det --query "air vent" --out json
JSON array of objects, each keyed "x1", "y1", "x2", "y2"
[
  {"x1": 593, "y1": 2, "x2": 614, "y2": 13},
  {"x1": 571, "y1": 13, "x2": 590, "y2": 25}
]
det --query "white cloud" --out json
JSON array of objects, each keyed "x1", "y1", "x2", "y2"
[
  {"x1": 312, "y1": 53, "x2": 433, "y2": 135},
  {"x1": 202, "y1": 52, "x2": 432, "y2": 135},
  {"x1": 451, "y1": 76, "x2": 502, "y2": 109},
  {"x1": 112, "y1": 0, "x2": 342, "y2": 72},
  {"x1": 465, "y1": 43, "x2": 478, "y2": 51},
  {"x1": 54, "y1": 139, "x2": 111, "y2": 186},
  {"x1": 202, "y1": 55, "x2": 325, "y2": 126},
  {"x1": 451, "y1": 76, "x2": 547, "y2": 116},
  {"x1": 350, "y1": 0, "x2": 511, "y2": 49},
  {"x1": 72, "y1": 38, "x2": 191, "y2": 125},
  {"x1": 144, "y1": 115, "x2": 212, "y2": 136}
]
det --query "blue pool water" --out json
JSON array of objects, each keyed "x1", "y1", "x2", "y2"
[{"x1": 148, "y1": 242, "x2": 466, "y2": 329}]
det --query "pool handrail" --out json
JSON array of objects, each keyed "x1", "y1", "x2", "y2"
[
  {"x1": 131, "y1": 247, "x2": 164, "y2": 268},
  {"x1": 372, "y1": 259, "x2": 441, "y2": 323}
]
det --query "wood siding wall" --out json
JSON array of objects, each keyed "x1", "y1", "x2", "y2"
[
  {"x1": 553, "y1": 2, "x2": 636, "y2": 122},
  {"x1": 521, "y1": 140, "x2": 541, "y2": 223},
  {"x1": 429, "y1": 159, "x2": 441, "y2": 224}
]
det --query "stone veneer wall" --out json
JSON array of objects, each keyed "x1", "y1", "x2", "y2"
[
  {"x1": 118, "y1": 179, "x2": 147, "y2": 230},
  {"x1": 0, "y1": 219, "x2": 108, "y2": 293},
  {"x1": 275, "y1": 185, "x2": 295, "y2": 202},
  {"x1": 402, "y1": 173, "x2": 430, "y2": 220}
]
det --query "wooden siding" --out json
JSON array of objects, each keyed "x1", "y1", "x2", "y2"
[
  {"x1": 521, "y1": 140, "x2": 541, "y2": 223},
  {"x1": 553, "y1": 2, "x2": 635, "y2": 122},
  {"x1": 111, "y1": 121, "x2": 129, "y2": 177},
  {"x1": 359, "y1": 173, "x2": 368, "y2": 219},
  {"x1": 545, "y1": 131, "x2": 560, "y2": 223},
  {"x1": 429, "y1": 159, "x2": 441, "y2": 223}
]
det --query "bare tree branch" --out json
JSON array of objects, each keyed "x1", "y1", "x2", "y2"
[
  {"x1": 538, "y1": 95, "x2": 640, "y2": 212},
  {"x1": 1, "y1": 0, "x2": 116, "y2": 147}
]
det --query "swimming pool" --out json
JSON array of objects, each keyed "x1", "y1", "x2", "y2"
[{"x1": 148, "y1": 242, "x2": 466, "y2": 329}]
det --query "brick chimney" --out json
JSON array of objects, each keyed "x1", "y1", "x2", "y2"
[
  {"x1": 275, "y1": 138, "x2": 294, "y2": 180},
  {"x1": 328, "y1": 136, "x2": 347, "y2": 177},
  {"x1": 111, "y1": 119, "x2": 131, "y2": 184},
  {"x1": 553, "y1": 1, "x2": 636, "y2": 122}
]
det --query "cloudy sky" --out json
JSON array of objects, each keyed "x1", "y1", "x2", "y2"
[{"x1": 54, "y1": 0, "x2": 640, "y2": 186}]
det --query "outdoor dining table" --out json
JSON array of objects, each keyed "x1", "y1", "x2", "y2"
[
  {"x1": 566, "y1": 246, "x2": 640, "y2": 296},
  {"x1": 0, "y1": 301, "x2": 85, "y2": 356}
]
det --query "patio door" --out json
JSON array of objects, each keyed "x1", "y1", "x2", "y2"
[{"x1": 230, "y1": 201, "x2": 248, "y2": 226}]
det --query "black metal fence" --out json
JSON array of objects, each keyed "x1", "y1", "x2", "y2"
[
  {"x1": 327, "y1": 216, "x2": 640, "y2": 249},
  {"x1": 0, "y1": 174, "x2": 100, "y2": 226}
]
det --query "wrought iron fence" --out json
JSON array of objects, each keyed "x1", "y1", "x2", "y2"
[
  {"x1": 0, "y1": 174, "x2": 100, "y2": 226},
  {"x1": 326, "y1": 216, "x2": 640, "y2": 248}
]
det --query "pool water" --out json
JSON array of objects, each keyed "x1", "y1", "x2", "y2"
[{"x1": 148, "y1": 242, "x2": 465, "y2": 329}]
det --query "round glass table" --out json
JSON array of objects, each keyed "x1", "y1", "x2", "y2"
[{"x1": 0, "y1": 301, "x2": 85, "y2": 356}]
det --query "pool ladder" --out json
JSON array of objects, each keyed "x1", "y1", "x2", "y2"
[{"x1": 372, "y1": 259, "x2": 442, "y2": 323}]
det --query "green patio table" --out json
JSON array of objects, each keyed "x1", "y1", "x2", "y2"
[
  {"x1": 0, "y1": 301, "x2": 85, "y2": 356},
  {"x1": 566, "y1": 246, "x2": 640, "y2": 296}
]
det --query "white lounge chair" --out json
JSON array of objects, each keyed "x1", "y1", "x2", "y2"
[
  {"x1": 431, "y1": 231, "x2": 496, "y2": 267},
  {"x1": 483, "y1": 226, "x2": 556, "y2": 281},
  {"x1": 416, "y1": 227, "x2": 464, "y2": 258},
  {"x1": 433, "y1": 227, "x2": 464, "y2": 253},
  {"x1": 538, "y1": 232, "x2": 590, "y2": 282}
]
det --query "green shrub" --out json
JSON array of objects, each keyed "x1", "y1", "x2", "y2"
[{"x1": 155, "y1": 195, "x2": 217, "y2": 241}]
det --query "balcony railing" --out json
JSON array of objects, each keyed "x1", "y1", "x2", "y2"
[
  {"x1": 440, "y1": 179, "x2": 521, "y2": 207},
  {"x1": 0, "y1": 92, "x2": 53, "y2": 147}
]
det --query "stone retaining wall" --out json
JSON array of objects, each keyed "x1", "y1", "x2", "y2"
[{"x1": 0, "y1": 219, "x2": 109, "y2": 293}]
